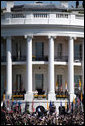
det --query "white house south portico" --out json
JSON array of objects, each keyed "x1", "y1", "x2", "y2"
[
  {"x1": 4, "y1": 35, "x2": 83, "y2": 102},
  {"x1": 1, "y1": 1, "x2": 84, "y2": 111}
]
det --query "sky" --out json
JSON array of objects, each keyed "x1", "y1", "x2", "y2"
[{"x1": 1, "y1": 1, "x2": 83, "y2": 9}]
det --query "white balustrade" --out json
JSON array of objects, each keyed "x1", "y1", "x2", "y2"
[
  {"x1": 12, "y1": 13, "x2": 25, "y2": 18},
  {"x1": 75, "y1": 14, "x2": 84, "y2": 19},
  {"x1": 1, "y1": 12, "x2": 84, "y2": 26},
  {"x1": 56, "y1": 13, "x2": 68, "y2": 18},
  {"x1": 33, "y1": 13, "x2": 48, "y2": 18}
]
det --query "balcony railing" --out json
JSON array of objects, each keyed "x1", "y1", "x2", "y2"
[
  {"x1": 54, "y1": 56, "x2": 68, "y2": 62},
  {"x1": 1, "y1": 12, "x2": 84, "y2": 26},
  {"x1": 12, "y1": 90, "x2": 26, "y2": 100},
  {"x1": 1, "y1": 56, "x2": 82, "y2": 63},
  {"x1": 56, "y1": 90, "x2": 69, "y2": 99},
  {"x1": 12, "y1": 56, "x2": 48, "y2": 62},
  {"x1": 32, "y1": 56, "x2": 48, "y2": 61},
  {"x1": 12, "y1": 89, "x2": 26, "y2": 95},
  {"x1": 74, "y1": 56, "x2": 82, "y2": 62},
  {"x1": 12, "y1": 56, "x2": 26, "y2": 62}
]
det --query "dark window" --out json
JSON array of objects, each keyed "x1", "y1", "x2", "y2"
[
  {"x1": 1, "y1": 43, "x2": 4, "y2": 57},
  {"x1": 74, "y1": 44, "x2": 82, "y2": 60},
  {"x1": 74, "y1": 75, "x2": 82, "y2": 94},
  {"x1": 35, "y1": 42, "x2": 44, "y2": 58},
  {"x1": 57, "y1": 43, "x2": 62, "y2": 57},
  {"x1": 74, "y1": 75, "x2": 82, "y2": 88},
  {"x1": 16, "y1": 74, "x2": 22, "y2": 91},
  {"x1": 57, "y1": 75, "x2": 62, "y2": 90},
  {"x1": 16, "y1": 42, "x2": 21, "y2": 59},
  {"x1": 35, "y1": 74, "x2": 43, "y2": 90}
]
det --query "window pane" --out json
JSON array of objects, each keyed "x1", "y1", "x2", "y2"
[
  {"x1": 16, "y1": 42, "x2": 21, "y2": 57},
  {"x1": 74, "y1": 75, "x2": 82, "y2": 87},
  {"x1": 74, "y1": 75, "x2": 82, "y2": 94},
  {"x1": 79, "y1": 44, "x2": 82, "y2": 58},
  {"x1": 57, "y1": 43, "x2": 62, "y2": 57},
  {"x1": 57, "y1": 75, "x2": 62, "y2": 88},
  {"x1": 35, "y1": 74, "x2": 43, "y2": 90},
  {"x1": 74, "y1": 44, "x2": 82, "y2": 59},
  {"x1": 1, "y1": 43, "x2": 4, "y2": 56},
  {"x1": 35, "y1": 42, "x2": 44, "y2": 58},
  {"x1": 16, "y1": 74, "x2": 22, "y2": 90}
]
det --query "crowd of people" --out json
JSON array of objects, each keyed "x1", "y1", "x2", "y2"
[{"x1": 1, "y1": 100, "x2": 84, "y2": 125}]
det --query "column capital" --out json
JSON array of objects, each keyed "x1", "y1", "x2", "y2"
[
  {"x1": 68, "y1": 36, "x2": 77, "y2": 40},
  {"x1": 24, "y1": 35, "x2": 33, "y2": 39},
  {"x1": 48, "y1": 35, "x2": 56, "y2": 39}
]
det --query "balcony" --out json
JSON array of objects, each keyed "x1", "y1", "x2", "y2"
[
  {"x1": 1, "y1": 12, "x2": 84, "y2": 26},
  {"x1": 54, "y1": 56, "x2": 68, "y2": 62},
  {"x1": 12, "y1": 90, "x2": 26, "y2": 100},
  {"x1": 1, "y1": 55, "x2": 82, "y2": 63},
  {"x1": 56, "y1": 90, "x2": 69, "y2": 99},
  {"x1": 74, "y1": 56, "x2": 82, "y2": 62},
  {"x1": 12, "y1": 56, "x2": 26, "y2": 62},
  {"x1": 32, "y1": 56, "x2": 48, "y2": 61}
]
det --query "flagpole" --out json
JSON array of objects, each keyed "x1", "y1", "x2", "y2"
[
  {"x1": 73, "y1": 97, "x2": 75, "y2": 111},
  {"x1": 65, "y1": 100, "x2": 67, "y2": 112},
  {"x1": 47, "y1": 100, "x2": 49, "y2": 110},
  {"x1": 80, "y1": 92, "x2": 83, "y2": 112},
  {"x1": 56, "y1": 81, "x2": 58, "y2": 92},
  {"x1": 3, "y1": 94, "x2": 5, "y2": 101},
  {"x1": 79, "y1": 79, "x2": 81, "y2": 91},
  {"x1": 65, "y1": 81, "x2": 67, "y2": 90}
]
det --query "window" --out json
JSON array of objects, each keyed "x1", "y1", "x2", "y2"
[
  {"x1": 57, "y1": 43, "x2": 62, "y2": 57},
  {"x1": 74, "y1": 75, "x2": 82, "y2": 88},
  {"x1": 74, "y1": 44, "x2": 82, "y2": 60},
  {"x1": 16, "y1": 74, "x2": 22, "y2": 91},
  {"x1": 57, "y1": 75, "x2": 62, "y2": 90},
  {"x1": 74, "y1": 75, "x2": 82, "y2": 94},
  {"x1": 35, "y1": 74, "x2": 43, "y2": 90},
  {"x1": 16, "y1": 42, "x2": 21, "y2": 59},
  {"x1": 35, "y1": 42, "x2": 44, "y2": 58}
]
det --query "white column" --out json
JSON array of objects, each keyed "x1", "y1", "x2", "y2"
[
  {"x1": 82, "y1": 38, "x2": 84, "y2": 94},
  {"x1": 6, "y1": 36, "x2": 12, "y2": 99},
  {"x1": 48, "y1": 36, "x2": 56, "y2": 101},
  {"x1": 68, "y1": 36, "x2": 76, "y2": 102},
  {"x1": 25, "y1": 35, "x2": 33, "y2": 101}
]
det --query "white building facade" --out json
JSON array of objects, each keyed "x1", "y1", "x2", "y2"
[{"x1": 1, "y1": 1, "x2": 84, "y2": 111}]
